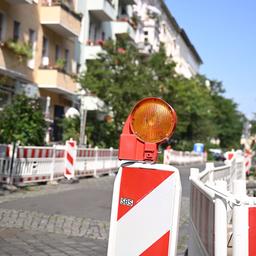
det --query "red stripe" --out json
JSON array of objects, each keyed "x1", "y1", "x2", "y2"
[
  {"x1": 140, "y1": 231, "x2": 170, "y2": 256},
  {"x1": 24, "y1": 148, "x2": 28, "y2": 158},
  {"x1": 31, "y1": 149, "x2": 35, "y2": 158},
  {"x1": 67, "y1": 152, "x2": 73, "y2": 165},
  {"x1": 117, "y1": 167, "x2": 173, "y2": 221},
  {"x1": 249, "y1": 207, "x2": 256, "y2": 255},
  {"x1": 45, "y1": 149, "x2": 49, "y2": 158},
  {"x1": 38, "y1": 149, "x2": 42, "y2": 158},
  {"x1": 6, "y1": 147, "x2": 9, "y2": 157},
  {"x1": 66, "y1": 168, "x2": 71, "y2": 175},
  {"x1": 69, "y1": 142, "x2": 75, "y2": 147}
]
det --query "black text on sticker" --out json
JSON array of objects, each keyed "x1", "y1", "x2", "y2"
[{"x1": 120, "y1": 197, "x2": 134, "y2": 207}]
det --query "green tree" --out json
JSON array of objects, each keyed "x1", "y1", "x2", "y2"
[
  {"x1": 79, "y1": 39, "x2": 243, "y2": 150},
  {"x1": 0, "y1": 94, "x2": 46, "y2": 145},
  {"x1": 209, "y1": 80, "x2": 244, "y2": 149},
  {"x1": 79, "y1": 39, "x2": 177, "y2": 147},
  {"x1": 250, "y1": 115, "x2": 256, "y2": 136},
  {"x1": 61, "y1": 116, "x2": 80, "y2": 142}
]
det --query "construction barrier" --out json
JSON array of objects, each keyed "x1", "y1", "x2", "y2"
[
  {"x1": 108, "y1": 162, "x2": 181, "y2": 256},
  {"x1": 163, "y1": 149, "x2": 207, "y2": 165},
  {"x1": 0, "y1": 141, "x2": 119, "y2": 185},
  {"x1": 189, "y1": 150, "x2": 256, "y2": 256}
]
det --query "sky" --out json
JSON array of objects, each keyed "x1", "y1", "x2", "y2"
[{"x1": 165, "y1": 0, "x2": 256, "y2": 119}]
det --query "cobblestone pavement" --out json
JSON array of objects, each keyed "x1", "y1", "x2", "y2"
[
  {"x1": 0, "y1": 227, "x2": 107, "y2": 256},
  {"x1": 0, "y1": 175, "x2": 190, "y2": 255}
]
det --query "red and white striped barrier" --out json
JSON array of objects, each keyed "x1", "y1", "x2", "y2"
[
  {"x1": 108, "y1": 162, "x2": 181, "y2": 256},
  {"x1": 0, "y1": 141, "x2": 119, "y2": 185},
  {"x1": 64, "y1": 139, "x2": 77, "y2": 180},
  {"x1": 244, "y1": 152, "x2": 252, "y2": 174}
]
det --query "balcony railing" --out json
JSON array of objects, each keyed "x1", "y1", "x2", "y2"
[
  {"x1": 87, "y1": 0, "x2": 116, "y2": 21},
  {"x1": 40, "y1": 0, "x2": 82, "y2": 37}
]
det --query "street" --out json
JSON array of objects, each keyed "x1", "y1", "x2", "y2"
[{"x1": 0, "y1": 164, "x2": 204, "y2": 256}]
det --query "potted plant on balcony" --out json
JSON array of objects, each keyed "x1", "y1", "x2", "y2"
[
  {"x1": 5, "y1": 40, "x2": 33, "y2": 62},
  {"x1": 55, "y1": 58, "x2": 66, "y2": 71}
]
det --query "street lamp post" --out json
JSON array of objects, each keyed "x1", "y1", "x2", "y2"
[{"x1": 79, "y1": 107, "x2": 87, "y2": 146}]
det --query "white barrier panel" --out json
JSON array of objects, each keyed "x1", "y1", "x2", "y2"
[
  {"x1": 108, "y1": 162, "x2": 181, "y2": 256},
  {"x1": 75, "y1": 148, "x2": 119, "y2": 177},
  {"x1": 189, "y1": 183, "x2": 215, "y2": 256},
  {"x1": 164, "y1": 149, "x2": 206, "y2": 165},
  {"x1": 0, "y1": 143, "x2": 119, "y2": 185}
]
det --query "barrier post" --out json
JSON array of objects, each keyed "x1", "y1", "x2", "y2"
[
  {"x1": 214, "y1": 181, "x2": 227, "y2": 256},
  {"x1": 8, "y1": 141, "x2": 19, "y2": 185},
  {"x1": 50, "y1": 145, "x2": 56, "y2": 182},
  {"x1": 64, "y1": 139, "x2": 77, "y2": 180},
  {"x1": 233, "y1": 205, "x2": 248, "y2": 256},
  {"x1": 109, "y1": 147, "x2": 115, "y2": 176},
  {"x1": 94, "y1": 146, "x2": 99, "y2": 177}
]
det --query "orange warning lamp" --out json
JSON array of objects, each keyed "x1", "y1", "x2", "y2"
[{"x1": 118, "y1": 97, "x2": 176, "y2": 162}]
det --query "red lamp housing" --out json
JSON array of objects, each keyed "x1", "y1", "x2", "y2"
[{"x1": 118, "y1": 97, "x2": 177, "y2": 162}]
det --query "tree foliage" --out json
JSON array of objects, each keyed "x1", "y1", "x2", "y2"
[
  {"x1": 0, "y1": 94, "x2": 46, "y2": 145},
  {"x1": 79, "y1": 39, "x2": 244, "y2": 150},
  {"x1": 61, "y1": 116, "x2": 80, "y2": 143},
  {"x1": 250, "y1": 115, "x2": 256, "y2": 136}
]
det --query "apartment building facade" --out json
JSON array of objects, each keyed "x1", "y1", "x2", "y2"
[
  {"x1": 134, "y1": 0, "x2": 203, "y2": 78},
  {"x1": 0, "y1": 0, "x2": 81, "y2": 141},
  {"x1": 0, "y1": 0, "x2": 202, "y2": 143},
  {"x1": 77, "y1": 0, "x2": 135, "y2": 64},
  {"x1": 78, "y1": 0, "x2": 202, "y2": 78}
]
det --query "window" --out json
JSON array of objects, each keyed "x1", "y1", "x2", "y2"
[
  {"x1": 0, "y1": 13, "x2": 4, "y2": 41},
  {"x1": 144, "y1": 31, "x2": 148, "y2": 36},
  {"x1": 64, "y1": 49, "x2": 69, "y2": 71},
  {"x1": 121, "y1": 6, "x2": 127, "y2": 15},
  {"x1": 29, "y1": 29, "x2": 35, "y2": 47},
  {"x1": 42, "y1": 36, "x2": 48, "y2": 57},
  {"x1": 41, "y1": 36, "x2": 49, "y2": 66},
  {"x1": 27, "y1": 29, "x2": 36, "y2": 68},
  {"x1": 13, "y1": 21, "x2": 20, "y2": 42},
  {"x1": 101, "y1": 32, "x2": 105, "y2": 41},
  {"x1": 55, "y1": 44, "x2": 61, "y2": 61}
]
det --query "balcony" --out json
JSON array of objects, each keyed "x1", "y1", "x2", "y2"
[
  {"x1": 40, "y1": 1, "x2": 82, "y2": 38},
  {"x1": 87, "y1": 0, "x2": 116, "y2": 21},
  {"x1": 112, "y1": 19, "x2": 135, "y2": 41},
  {"x1": 35, "y1": 68, "x2": 77, "y2": 95},
  {"x1": 0, "y1": 41, "x2": 31, "y2": 80},
  {"x1": 84, "y1": 44, "x2": 103, "y2": 60},
  {"x1": 5, "y1": 0, "x2": 32, "y2": 3}
]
